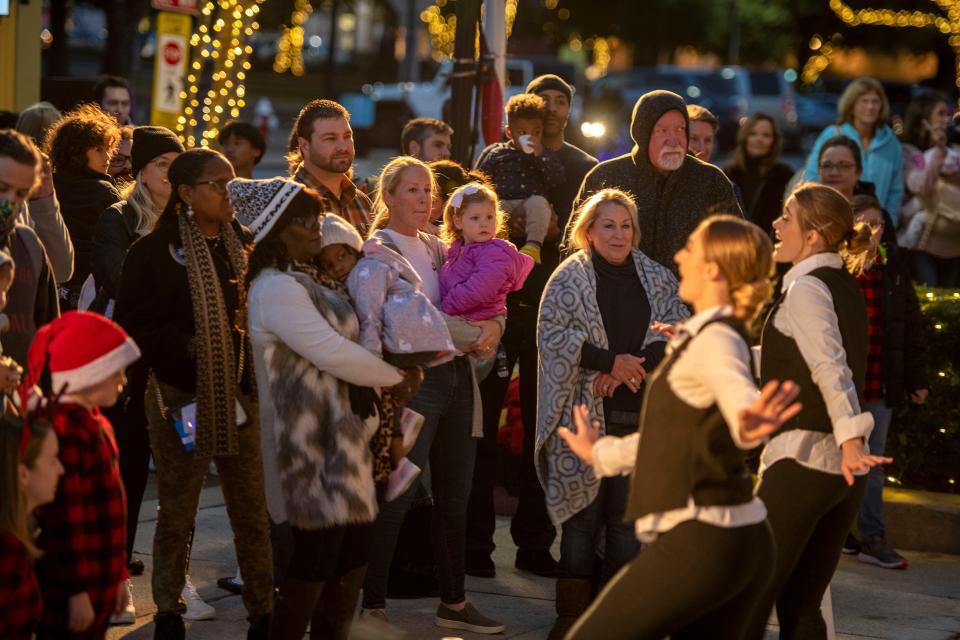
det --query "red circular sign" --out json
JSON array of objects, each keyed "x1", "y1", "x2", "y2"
[{"x1": 163, "y1": 41, "x2": 182, "y2": 66}]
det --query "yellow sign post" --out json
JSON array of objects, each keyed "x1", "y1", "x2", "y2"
[{"x1": 151, "y1": 11, "x2": 192, "y2": 132}]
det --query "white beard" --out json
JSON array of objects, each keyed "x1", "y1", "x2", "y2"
[{"x1": 656, "y1": 147, "x2": 686, "y2": 171}]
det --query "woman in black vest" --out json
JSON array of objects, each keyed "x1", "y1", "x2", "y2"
[
  {"x1": 744, "y1": 183, "x2": 892, "y2": 639},
  {"x1": 558, "y1": 215, "x2": 801, "y2": 639}
]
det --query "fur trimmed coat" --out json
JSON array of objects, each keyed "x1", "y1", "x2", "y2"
[
  {"x1": 535, "y1": 249, "x2": 689, "y2": 525},
  {"x1": 248, "y1": 268, "x2": 402, "y2": 528}
]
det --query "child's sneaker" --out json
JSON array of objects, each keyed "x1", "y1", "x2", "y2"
[
  {"x1": 386, "y1": 458, "x2": 422, "y2": 502},
  {"x1": 110, "y1": 579, "x2": 136, "y2": 625},
  {"x1": 182, "y1": 575, "x2": 217, "y2": 621},
  {"x1": 399, "y1": 408, "x2": 425, "y2": 455}
]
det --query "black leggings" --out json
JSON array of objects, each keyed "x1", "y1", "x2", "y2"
[
  {"x1": 567, "y1": 520, "x2": 774, "y2": 640},
  {"x1": 744, "y1": 459, "x2": 867, "y2": 640}
]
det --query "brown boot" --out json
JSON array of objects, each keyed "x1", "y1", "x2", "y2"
[
  {"x1": 269, "y1": 579, "x2": 324, "y2": 640},
  {"x1": 547, "y1": 578, "x2": 592, "y2": 640},
  {"x1": 311, "y1": 565, "x2": 368, "y2": 640}
]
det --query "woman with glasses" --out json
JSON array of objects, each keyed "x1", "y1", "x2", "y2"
[
  {"x1": 44, "y1": 103, "x2": 122, "y2": 309},
  {"x1": 802, "y1": 78, "x2": 904, "y2": 223},
  {"x1": 816, "y1": 135, "x2": 868, "y2": 202},
  {"x1": 115, "y1": 149, "x2": 273, "y2": 640},
  {"x1": 107, "y1": 125, "x2": 134, "y2": 186},
  {"x1": 90, "y1": 125, "x2": 185, "y2": 624},
  {"x1": 235, "y1": 177, "x2": 405, "y2": 639}
]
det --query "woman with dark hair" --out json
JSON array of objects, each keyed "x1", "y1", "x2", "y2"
[
  {"x1": 724, "y1": 113, "x2": 795, "y2": 234},
  {"x1": 801, "y1": 77, "x2": 903, "y2": 220},
  {"x1": 114, "y1": 149, "x2": 273, "y2": 640},
  {"x1": 898, "y1": 91, "x2": 960, "y2": 287},
  {"x1": 234, "y1": 177, "x2": 404, "y2": 639},
  {"x1": 45, "y1": 103, "x2": 122, "y2": 309},
  {"x1": 816, "y1": 135, "x2": 866, "y2": 201}
]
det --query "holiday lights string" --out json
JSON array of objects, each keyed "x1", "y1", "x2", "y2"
[
  {"x1": 274, "y1": 0, "x2": 312, "y2": 76},
  {"x1": 177, "y1": 0, "x2": 262, "y2": 147},
  {"x1": 420, "y1": 0, "x2": 520, "y2": 61},
  {"x1": 828, "y1": 0, "x2": 960, "y2": 89}
]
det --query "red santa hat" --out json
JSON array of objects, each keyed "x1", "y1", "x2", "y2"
[{"x1": 18, "y1": 311, "x2": 141, "y2": 404}]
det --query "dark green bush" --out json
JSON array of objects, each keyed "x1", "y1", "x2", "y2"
[{"x1": 886, "y1": 287, "x2": 960, "y2": 494}]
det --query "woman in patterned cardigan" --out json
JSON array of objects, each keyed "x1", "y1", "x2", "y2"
[{"x1": 536, "y1": 188, "x2": 689, "y2": 639}]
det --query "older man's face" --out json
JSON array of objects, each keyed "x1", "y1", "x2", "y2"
[{"x1": 647, "y1": 110, "x2": 687, "y2": 174}]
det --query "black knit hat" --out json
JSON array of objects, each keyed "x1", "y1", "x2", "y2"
[
  {"x1": 526, "y1": 74, "x2": 573, "y2": 103},
  {"x1": 131, "y1": 126, "x2": 185, "y2": 177}
]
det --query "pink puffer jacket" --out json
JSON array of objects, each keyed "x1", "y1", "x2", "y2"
[{"x1": 439, "y1": 238, "x2": 534, "y2": 321}]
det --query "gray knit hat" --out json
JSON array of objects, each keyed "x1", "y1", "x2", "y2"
[
  {"x1": 320, "y1": 213, "x2": 363, "y2": 252},
  {"x1": 227, "y1": 177, "x2": 303, "y2": 242},
  {"x1": 526, "y1": 74, "x2": 573, "y2": 103}
]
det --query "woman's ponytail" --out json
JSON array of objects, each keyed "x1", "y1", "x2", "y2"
[{"x1": 841, "y1": 221, "x2": 874, "y2": 276}]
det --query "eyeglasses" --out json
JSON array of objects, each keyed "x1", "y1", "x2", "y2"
[
  {"x1": 150, "y1": 157, "x2": 173, "y2": 172},
  {"x1": 290, "y1": 214, "x2": 322, "y2": 231},
  {"x1": 194, "y1": 179, "x2": 231, "y2": 193},
  {"x1": 109, "y1": 154, "x2": 131, "y2": 168},
  {"x1": 819, "y1": 162, "x2": 856, "y2": 173}
]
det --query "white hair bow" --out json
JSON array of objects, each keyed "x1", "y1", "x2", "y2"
[{"x1": 449, "y1": 183, "x2": 481, "y2": 209}]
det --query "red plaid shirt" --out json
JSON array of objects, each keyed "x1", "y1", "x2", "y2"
[
  {"x1": 34, "y1": 403, "x2": 127, "y2": 637},
  {"x1": 294, "y1": 164, "x2": 372, "y2": 236},
  {"x1": 856, "y1": 264, "x2": 885, "y2": 404},
  {"x1": 0, "y1": 532, "x2": 42, "y2": 640}
]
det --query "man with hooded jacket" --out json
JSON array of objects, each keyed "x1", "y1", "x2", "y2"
[{"x1": 568, "y1": 90, "x2": 741, "y2": 274}]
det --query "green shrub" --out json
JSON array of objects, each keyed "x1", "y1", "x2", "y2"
[{"x1": 886, "y1": 287, "x2": 960, "y2": 494}]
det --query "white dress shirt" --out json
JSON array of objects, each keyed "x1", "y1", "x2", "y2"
[
  {"x1": 759, "y1": 252, "x2": 874, "y2": 478},
  {"x1": 591, "y1": 305, "x2": 767, "y2": 543}
]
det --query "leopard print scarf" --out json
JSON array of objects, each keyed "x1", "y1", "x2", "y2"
[{"x1": 179, "y1": 211, "x2": 248, "y2": 457}]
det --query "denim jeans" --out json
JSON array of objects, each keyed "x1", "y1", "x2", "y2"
[
  {"x1": 858, "y1": 400, "x2": 894, "y2": 540},
  {"x1": 362, "y1": 357, "x2": 477, "y2": 608},
  {"x1": 909, "y1": 250, "x2": 960, "y2": 288},
  {"x1": 559, "y1": 474, "x2": 640, "y2": 585}
]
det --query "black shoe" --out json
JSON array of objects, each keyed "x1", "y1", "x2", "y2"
[
  {"x1": 217, "y1": 575, "x2": 243, "y2": 595},
  {"x1": 128, "y1": 558, "x2": 145, "y2": 576},
  {"x1": 841, "y1": 532, "x2": 861, "y2": 555},
  {"x1": 247, "y1": 613, "x2": 270, "y2": 640},
  {"x1": 153, "y1": 612, "x2": 185, "y2": 640},
  {"x1": 465, "y1": 551, "x2": 496, "y2": 578},
  {"x1": 858, "y1": 537, "x2": 908, "y2": 569},
  {"x1": 515, "y1": 548, "x2": 558, "y2": 577}
]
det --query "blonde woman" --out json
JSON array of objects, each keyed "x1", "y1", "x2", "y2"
[
  {"x1": 361, "y1": 156, "x2": 506, "y2": 634},
  {"x1": 801, "y1": 77, "x2": 904, "y2": 220},
  {"x1": 744, "y1": 183, "x2": 890, "y2": 639},
  {"x1": 536, "y1": 188, "x2": 689, "y2": 638},
  {"x1": 557, "y1": 214, "x2": 800, "y2": 639}
]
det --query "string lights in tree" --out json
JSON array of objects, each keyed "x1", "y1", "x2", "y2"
[
  {"x1": 420, "y1": 0, "x2": 519, "y2": 61},
  {"x1": 177, "y1": 0, "x2": 262, "y2": 148},
  {"x1": 274, "y1": 0, "x2": 313, "y2": 75},
  {"x1": 827, "y1": 0, "x2": 960, "y2": 89}
]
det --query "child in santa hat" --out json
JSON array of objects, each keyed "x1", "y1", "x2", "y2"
[{"x1": 19, "y1": 311, "x2": 140, "y2": 639}]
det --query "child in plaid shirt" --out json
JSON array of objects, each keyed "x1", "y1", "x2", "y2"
[
  {"x1": 0, "y1": 413, "x2": 64, "y2": 640},
  {"x1": 20, "y1": 311, "x2": 141, "y2": 639}
]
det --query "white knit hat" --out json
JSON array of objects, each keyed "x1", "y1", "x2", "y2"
[
  {"x1": 320, "y1": 213, "x2": 363, "y2": 252},
  {"x1": 227, "y1": 177, "x2": 304, "y2": 242}
]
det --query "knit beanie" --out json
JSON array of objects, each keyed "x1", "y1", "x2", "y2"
[
  {"x1": 19, "y1": 311, "x2": 141, "y2": 400},
  {"x1": 526, "y1": 74, "x2": 573, "y2": 103},
  {"x1": 131, "y1": 126, "x2": 185, "y2": 177},
  {"x1": 227, "y1": 177, "x2": 304, "y2": 242},
  {"x1": 320, "y1": 213, "x2": 363, "y2": 252}
]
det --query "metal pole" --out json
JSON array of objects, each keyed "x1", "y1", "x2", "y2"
[
  {"x1": 727, "y1": 0, "x2": 740, "y2": 65},
  {"x1": 450, "y1": 0, "x2": 481, "y2": 166},
  {"x1": 326, "y1": 0, "x2": 341, "y2": 97}
]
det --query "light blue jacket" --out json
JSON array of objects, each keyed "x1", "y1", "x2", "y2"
[{"x1": 802, "y1": 122, "x2": 904, "y2": 224}]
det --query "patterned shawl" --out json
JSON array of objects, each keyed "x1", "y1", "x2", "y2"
[
  {"x1": 535, "y1": 248, "x2": 689, "y2": 525},
  {"x1": 179, "y1": 212, "x2": 248, "y2": 457}
]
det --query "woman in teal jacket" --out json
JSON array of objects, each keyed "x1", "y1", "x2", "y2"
[{"x1": 802, "y1": 77, "x2": 904, "y2": 224}]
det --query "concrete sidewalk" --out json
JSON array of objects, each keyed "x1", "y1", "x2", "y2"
[{"x1": 108, "y1": 478, "x2": 960, "y2": 640}]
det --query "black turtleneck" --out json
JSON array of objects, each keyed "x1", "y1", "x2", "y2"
[{"x1": 580, "y1": 251, "x2": 665, "y2": 434}]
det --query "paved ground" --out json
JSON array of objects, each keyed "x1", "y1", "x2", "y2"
[{"x1": 107, "y1": 476, "x2": 960, "y2": 640}]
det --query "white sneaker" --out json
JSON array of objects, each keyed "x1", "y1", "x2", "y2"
[
  {"x1": 109, "y1": 579, "x2": 136, "y2": 625},
  {"x1": 386, "y1": 458, "x2": 421, "y2": 502},
  {"x1": 182, "y1": 575, "x2": 217, "y2": 621}
]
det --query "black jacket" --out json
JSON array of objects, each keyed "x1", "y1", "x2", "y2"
[
  {"x1": 113, "y1": 215, "x2": 252, "y2": 395},
  {"x1": 92, "y1": 201, "x2": 139, "y2": 300},
  {"x1": 570, "y1": 90, "x2": 741, "y2": 274},
  {"x1": 877, "y1": 218, "x2": 929, "y2": 406},
  {"x1": 723, "y1": 160, "x2": 795, "y2": 235},
  {"x1": 53, "y1": 167, "x2": 121, "y2": 294}
]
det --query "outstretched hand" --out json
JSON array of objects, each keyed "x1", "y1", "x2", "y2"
[
  {"x1": 737, "y1": 380, "x2": 803, "y2": 445},
  {"x1": 557, "y1": 405, "x2": 601, "y2": 466},
  {"x1": 840, "y1": 439, "x2": 892, "y2": 487},
  {"x1": 650, "y1": 321, "x2": 677, "y2": 340}
]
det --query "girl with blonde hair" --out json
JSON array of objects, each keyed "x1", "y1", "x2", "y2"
[
  {"x1": 557, "y1": 214, "x2": 800, "y2": 639},
  {"x1": 745, "y1": 183, "x2": 890, "y2": 638}
]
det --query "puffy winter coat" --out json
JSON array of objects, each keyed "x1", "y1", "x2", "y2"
[{"x1": 439, "y1": 238, "x2": 534, "y2": 321}]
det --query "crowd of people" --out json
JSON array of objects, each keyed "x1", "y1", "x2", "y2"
[{"x1": 0, "y1": 67, "x2": 945, "y2": 640}]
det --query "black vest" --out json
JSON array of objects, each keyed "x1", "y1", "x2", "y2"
[
  {"x1": 760, "y1": 265, "x2": 867, "y2": 434},
  {"x1": 624, "y1": 317, "x2": 755, "y2": 522}
]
